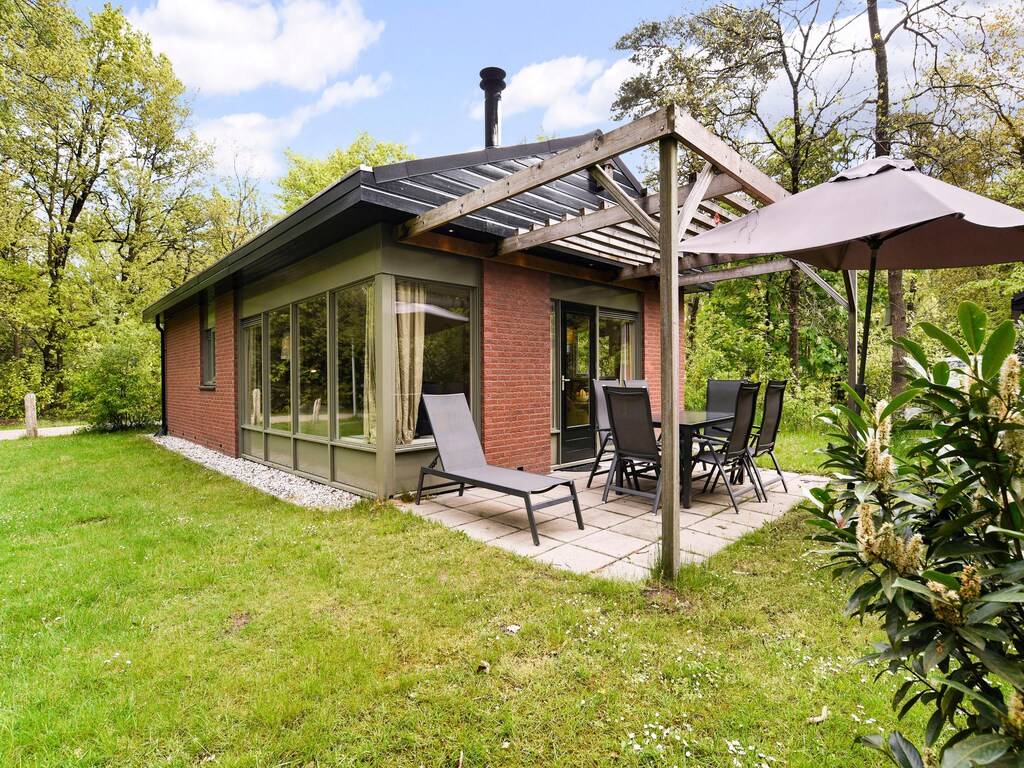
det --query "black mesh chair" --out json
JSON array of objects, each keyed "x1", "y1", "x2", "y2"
[
  {"x1": 602, "y1": 386, "x2": 662, "y2": 514},
  {"x1": 748, "y1": 379, "x2": 788, "y2": 493},
  {"x1": 693, "y1": 381, "x2": 763, "y2": 513},
  {"x1": 624, "y1": 379, "x2": 649, "y2": 389},
  {"x1": 704, "y1": 379, "x2": 744, "y2": 440},
  {"x1": 586, "y1": 378, "x2": 620, "y2": 488}
]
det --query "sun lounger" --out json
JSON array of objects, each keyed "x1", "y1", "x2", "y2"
[{"x1": 415, "y1": 394, "x2": 584, "y2": 545}]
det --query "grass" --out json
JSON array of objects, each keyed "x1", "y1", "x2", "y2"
[
  {"x1": 0, "y1": 432, "x2": 922, "y2": 766},
  {"x1": 768, "y1": 427, "x2": 829, "y2": 475}
]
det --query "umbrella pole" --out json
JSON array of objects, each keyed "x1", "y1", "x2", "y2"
[{"x1": 856, "y1": 245, "x2": 880, "y2": 405}]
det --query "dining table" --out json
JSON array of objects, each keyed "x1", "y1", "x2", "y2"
[{"x1": 652, "y1": 410, "x2": 733, "y2": 508}]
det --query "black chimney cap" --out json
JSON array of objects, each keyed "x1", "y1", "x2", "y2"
[{"x1": 479, "y1": 67, "x2": 507, "y2": 91}]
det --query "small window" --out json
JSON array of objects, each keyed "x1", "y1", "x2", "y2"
[{"x1": 201, "y1": 293, "x2": 216, "y2": 386}]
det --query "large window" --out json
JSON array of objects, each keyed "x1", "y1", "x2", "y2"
[
  {"x1": 297, "y1": 297, "x2": 328, "y2": 437},
  {"x1": 599, "y1": 315, "x2": 637, "y2": 380},
  {"x1": 242, "y1": 322, "x2": 263, "y2": 426},
  {"x1": 336, "y1": 281, "x2": 374, "y2": 444},
  {"x1": 394, "y1": 280, "x2": 471, "y2": 445},
  {"x1": 268, "y1": 307, "x2": 291, "y2": 432}
]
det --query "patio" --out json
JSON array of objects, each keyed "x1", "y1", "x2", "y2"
[{"x1": 406, "y1": 468, "x2": 822, "y2": 580}]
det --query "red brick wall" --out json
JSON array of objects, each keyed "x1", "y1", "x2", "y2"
[
  {"x1": 164, "y1": 291, "x2": 238, "y2": 456},
  {"x1": 642, "y1": 291, "x2": 686, "y2": 406},
  {"x1": 481, "y1": 263, "x2": 551, "y2": 473}
]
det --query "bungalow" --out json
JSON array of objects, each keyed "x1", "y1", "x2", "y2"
[{"x1": 142, "y1": 71, "x2": 788, "y2": 519}]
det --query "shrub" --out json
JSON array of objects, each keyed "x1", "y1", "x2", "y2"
[
  {"x1": 807, "y1": 302, "x2": 1024, "y2": 768},
  {"x1": 73, "y1": 324, "x2": 160, "y2": 430},
  {"x1": 0, "y1": 357, "x2": 43, "y2": 420}
]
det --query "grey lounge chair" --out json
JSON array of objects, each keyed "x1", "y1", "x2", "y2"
[{"x1": 415, "y1": 394, "x2": 584, "y2": 545}]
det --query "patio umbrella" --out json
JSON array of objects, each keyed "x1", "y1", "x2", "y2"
[{"x1": 681, "y1": 156, "x2": 1024, "y2": 394}]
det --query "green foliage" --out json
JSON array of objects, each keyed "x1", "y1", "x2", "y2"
[
  {"x1": 807, "y1": 301, "x2": 1024, "y2": 767},
  {"x1": 72, "y1": 322, "x2": 160, "y2": 430},
  {"x1": 0, "y1": 357, "x2": 44, "y2": 419},
  {"x1": 275, "y1": 131, "x2": 415, "y2": 213}
]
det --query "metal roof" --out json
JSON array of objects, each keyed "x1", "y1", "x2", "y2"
[{"x1": 143, "y1": 131, "x2": 743, "y2": 322}]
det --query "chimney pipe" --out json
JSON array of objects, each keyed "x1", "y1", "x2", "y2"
[{"x1": 479, "y1": 67, "x2": 506, "y2": 148}]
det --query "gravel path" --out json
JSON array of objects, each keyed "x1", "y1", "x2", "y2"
[{"x1": 152, "y1": 435, "x2": 360, "y2": 509}]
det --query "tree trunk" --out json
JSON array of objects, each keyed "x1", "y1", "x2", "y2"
[
  {"x1": 686, "y1": 294, "x2": 700, "y2": 349},
  {"x1": 868, "y1": 0, "x2": 905, "y2": 395},
  {"x1": 787, "y1": 269, "x2": 800, "y2": 378},
  {"x1": 889, "y1": 269, "x2": 907, "y2": 396}
]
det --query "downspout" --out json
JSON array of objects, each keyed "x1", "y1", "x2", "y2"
[{"x1": 154, "y1": 315, "x2": 168, "y2": 437}]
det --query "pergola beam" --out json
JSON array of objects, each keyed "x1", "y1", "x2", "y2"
[
  {"x1": 793, "y1": 260, "x2": 848, "y2": 310},
  {"x1": 589, "y1": 163, "x2": 661, "y2": 242},
  {"x1": 671, "y1": 110, "x2": 790, "y2": 205},
  {"x1": 678, "y1": 258, "x2": 796, "y2": 286},
  {"x1": 398, "y1": 106, "x2": 676, "y2": 241},
  {"x1": 496, "y1": 174, "x2": 743, "y2": 256},
  {"x1": 676, "y1": 163, "x2": 716, "y2": 238}
]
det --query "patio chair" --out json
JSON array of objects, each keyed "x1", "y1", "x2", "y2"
[
  {"x1": 704, "y1": 379, "x2": 743, "y2": 440},
  {"x1": 415, "y1": 394, "x2": 584, "y2": 546},
  {"x1": 693, "y1": 381, "x2": 763, "y2": 513},
  {"x1": 586, "y1": 379, "x2": 621, "y2": 489},
  {"x1": 624, "y1": 379, "x2": 649, "y2": 389},
  {"x1": 602, "y1": 387, "x2": 662, "y2": 514},
  {"x1": 747, "y1": 379, "x2": 788, "y2": 493}
]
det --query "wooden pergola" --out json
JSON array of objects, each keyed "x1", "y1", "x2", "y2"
[{"x1": 394, "y1": 103, "x2": 836, "y2": 578}]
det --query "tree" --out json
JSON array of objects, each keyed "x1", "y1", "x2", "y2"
[
  {"x1": 0, "y1": 0, "x2": 212, "y2": 409},
  {"x1": 275, "y1": 131, "x2": 415, "y2": 213},
  {"x1": 614, "y1": 0, "x2": 862, "y2": 377}
]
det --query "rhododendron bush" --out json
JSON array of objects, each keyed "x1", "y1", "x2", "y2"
[{"x1": 808, "y1": 302, "x2": 1024, "y2": 768}]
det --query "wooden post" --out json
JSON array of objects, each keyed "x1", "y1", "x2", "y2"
[
  {"x1": 24, "y1": 393, "x2": 38, "y2": 438},
  {"x1": 659, "y1": 136, "x2": 681, "y2": 580}
]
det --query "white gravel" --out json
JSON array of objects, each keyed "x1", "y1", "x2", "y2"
[{"x1": 151, "y1": 435, "x2": 360, "y2": 509}]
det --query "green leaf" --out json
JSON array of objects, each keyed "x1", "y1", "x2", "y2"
[
  {"x1": 880, "y1": 389, "x2": 919, "y2": 422},
  {"x1": 981, "y1": 321, "x2": 1016, "y2": 380},
  {"x1": 922, "y1": 570, "x2": 960, "y2": 592},
  {"x1": 940, "y1": 733, "x2": 1011, "y2": 768},
  {"x1": 925, "y1": 709, "x2": 945, "y2": 747},
  {"x1": 889, "y1": 731, "x2": 925, "y2": 768},
  {"x1": 957, "y1": 301, "x2": 987, "y2": 354},
  {"x1": 894, "y1": 578, "x2": 937, "y2": 601},
  {"x1": 975, "y1": 586, "x2": 1024, "y2": 603},
  {"x1": 934, "y1": 360, "x2": 952, "y2": 386},
  {"x1": 973, "y1": 644, "x2": 1024, "y2": 690},
  {"x1": 920, "y1": 322, "x2": 971, "y2": 364}
]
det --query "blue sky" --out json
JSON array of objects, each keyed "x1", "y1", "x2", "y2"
[{"x1": 76, "y1": 0, "x2": 689, "y2": 184}]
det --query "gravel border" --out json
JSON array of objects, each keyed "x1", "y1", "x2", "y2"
[{"x1": 151, "y1": 435, "x2": 360, "y2": 509}]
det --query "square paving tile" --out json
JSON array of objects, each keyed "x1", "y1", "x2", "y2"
[
  {"x1": 491, "y1": 529, "x2": 562, "y2": 556},
  {"x1": 532, "y1": 544, "x2": 620, "y2": 573},
  {"x1": 574, "y1": 529, "x2": 650, "y2": 559},
  {"x1": 424, "y1": 507, "x2": 484, "y2": 527},
  {"x1": 679, "y1": 529, "x2": 733, "y2": 557},
  {"x1": 535, "y1": 516, "x2": 592, "y2": 543},
  {"x1": 457, "y1": 517, "x2": 521, "y2": 543}
]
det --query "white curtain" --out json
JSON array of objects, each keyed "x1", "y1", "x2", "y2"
[
  {"x1": 363, "y1": 282, "x2": 376, "y2": 443},
  {"x1": 618, "y1": 320, "x2": 636, "y2": 381},
  {"x1": 395, "y1": 282, "x2": 426, "y2": 444}
]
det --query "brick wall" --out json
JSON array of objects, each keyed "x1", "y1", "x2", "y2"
[
  {"x1": 481, "y1": 262, "x2": 551, "y2": 473},
  {"x1": 642, "y1": 291, "x2": 686, "y2": 406},
  {"x1": 164, "y1": 291, "x2": 238, "y2": 456}
]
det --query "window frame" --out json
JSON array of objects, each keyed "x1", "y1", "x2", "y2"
[{"x1": 200, "y1": 293, "x2": 216, "y2": 388}]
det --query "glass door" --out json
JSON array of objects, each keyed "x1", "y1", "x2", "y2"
[{"x1": 559, "y1": 304, "x2": 596, "y2": 463}]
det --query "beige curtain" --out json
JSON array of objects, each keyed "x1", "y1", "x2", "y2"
[
  {"x1": 363, "y1": 282, "x2": 376, "y2": 443},
  {"x1": 246, "y1": 327, "x2": 263, "y2": 425},
  {"x1": 619, "y1": 321, "x2": 636, "y2": 381},
  {"x1": 395, "y1": 281, "x2": 425, "y2": 444}
]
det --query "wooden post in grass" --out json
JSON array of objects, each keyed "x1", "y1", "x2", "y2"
[{"x1": 24, "y1": 393, "x2": 37, "y2": 438}]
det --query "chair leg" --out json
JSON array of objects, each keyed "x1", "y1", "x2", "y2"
[
  {"x1": 713, "y1": 455, "x2": 741, "y2": 514},
  {"x1": 524, "y1": 496, "x2": 540, "y2": 546},
  {"x1": 602, "y1": 453, "x2": 619, "y2": 503},
  {"x1": 415, "y1": 468, "x2": 427, "y2": 504},
  {"x1": 586, "y1": 432, "x2": 612, "y2": 488},
  {"x1": 651, "y1": 471, "x2": 663, "y2": 515},
  {"x1": 746, "y1": 456, "x2": 767, "y2": 502},
  {"x1": 569, "y1": 481, "x2": 584, "y2": 531},
  {"x1": 769, "y1": 451, "x2": 788, "y2": 492}
]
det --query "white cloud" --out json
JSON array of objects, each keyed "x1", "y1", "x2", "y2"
[
  {"x1": 127, "y1": 0, "x2": 385, "y2": 95},
  {"x1": 198, "y1": 72, "x2": 391, "y2": 178},
  {"x1": 471, "y1": 56, "x2": 640, "y2": 131}
]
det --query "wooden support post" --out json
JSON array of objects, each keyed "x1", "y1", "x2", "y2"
[
  {"x1": 24, "y1": 393, "x2": 37, "y2": 438},
  {"x1": 843, "y1": 270, "x2": 858, "y2": 411},
  {"x1": 659, "y1": 136, "x2": 681, "y2": 580}
]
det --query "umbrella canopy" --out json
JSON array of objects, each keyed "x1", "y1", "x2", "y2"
[
  {"x1": 681, "y1": 156, "x2": 1024, "y2": 399},
  {"x1": 682, "y1": 157, "x2": 1024, "y2": 269}
]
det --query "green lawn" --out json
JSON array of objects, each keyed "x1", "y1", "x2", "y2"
[{"x1": 0, "y1": 432, "x2": 919, "y2": 766}]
